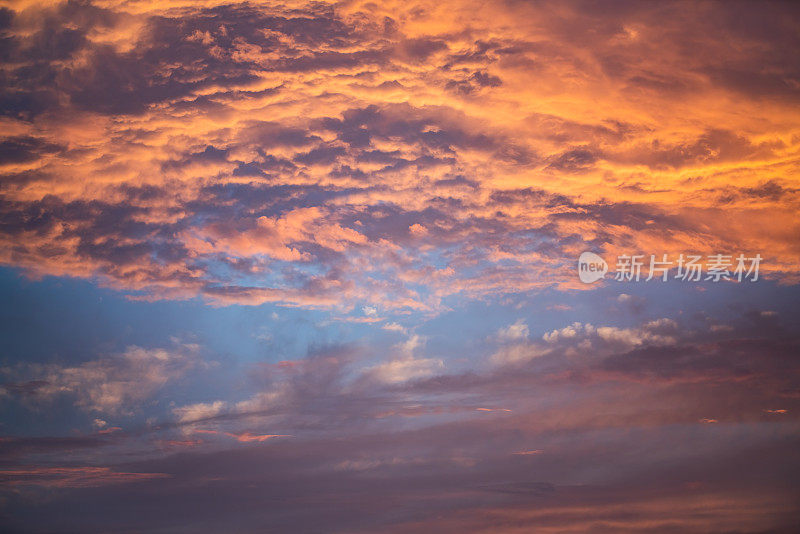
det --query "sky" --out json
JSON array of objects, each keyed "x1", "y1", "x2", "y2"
[{"x1": 0, "y1": 0, "x2": 799, "y2": 532}]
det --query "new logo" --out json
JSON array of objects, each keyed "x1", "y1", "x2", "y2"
[{"x1": 578, "y1": 252, "x2": 607, "y2": 283}]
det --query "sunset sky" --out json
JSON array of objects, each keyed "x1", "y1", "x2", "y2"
[{"x1": 1, "y1": 0, "x2": 799, "y2": 532}]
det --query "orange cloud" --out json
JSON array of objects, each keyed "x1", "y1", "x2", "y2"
[
  {"x1": 231, "y1": 432, "x2": 292, "y2": 443},
  {"x1": 0, "y1": 0, "x2": 797, "y2": 313},
  {"x1": 0, "y1": 466, "x2": 169, "y2": 488}
]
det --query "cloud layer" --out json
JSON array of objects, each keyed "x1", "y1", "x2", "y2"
[
  {"x1": 1, "y1": 0, "x2": 798, "y2": 312},
  {"x1": 1, "y1": 0, "x2": 799, "y2": 532}
]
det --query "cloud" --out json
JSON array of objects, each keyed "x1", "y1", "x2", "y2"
[
  {"x1": 0, "y1": 435, "x2": 109, "y2": 458},
  {"x1": 0, "y1": 1, "x2": 799, "y2": 531},
  {"x1": 172, "y1": 400, "x2": 227, "y2": 423},
  {"x1": 489, "y1": 318, "x2": 682, "y2": 366},
  {"x1": 381, "y1": 322, "x2": 407, "y2": 334},
  {"x1": 0, "y1": 466, "x2": 169, "y2": 489},
  {"x1": 1, "y1": 344, "x2": 202, "y2": 415},
  {"x1": 495, "y1": 319, "x2": 529, "y2": 342},
  {"x1": 367, "y1": 356, "x2": 444, "y2": 384},
  {"x1": 0, "y1": 0, "x2": 797, "y2": 311},
  {"x1": 0, "y1": 312, "x2": 799, "y2": 532}
]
